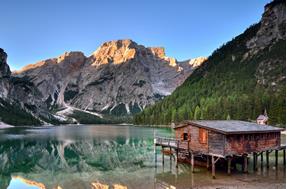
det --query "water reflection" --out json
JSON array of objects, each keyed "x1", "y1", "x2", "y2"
[
  {"x1": 0, "y1": 125, "x2": 285, "y2": 189},
  {"x1": 0, "y1": 125, "x2": 171, "y2": 189}
]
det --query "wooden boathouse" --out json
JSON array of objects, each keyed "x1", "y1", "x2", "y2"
[{"x1": 155, "y1": 120, "x2": 285, "y2": 178}]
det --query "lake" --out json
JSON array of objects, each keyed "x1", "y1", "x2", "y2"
[{"x1": 0, "y1": 125, "x2": 285, "y2": 189}]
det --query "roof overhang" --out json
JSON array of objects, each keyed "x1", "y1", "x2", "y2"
[{"x1": 174, "y1": 120, "x2": 284, "y2": 135}]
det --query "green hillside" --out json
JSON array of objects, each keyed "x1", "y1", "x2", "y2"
[
  {"x1": 0, "y1": 99, "x2": 41, "y2": 126},
  {"x1": 134, "y1": 22, "x2": 286, "y2": 126}
]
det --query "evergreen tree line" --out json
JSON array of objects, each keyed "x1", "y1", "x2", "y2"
[{"x1": 134, "y1": 23, "x2": 286, "y2": 126}]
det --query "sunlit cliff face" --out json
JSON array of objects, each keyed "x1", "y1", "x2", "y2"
[{"x1": 11, "y1": 39, "x2": 206, "y2": 121}]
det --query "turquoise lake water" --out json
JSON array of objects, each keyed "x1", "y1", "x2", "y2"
[{"x1": 0, "y1": 125, "x2": 285, "y2": 189}]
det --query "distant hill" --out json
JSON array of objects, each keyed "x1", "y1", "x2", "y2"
[{"x1": 134, "y1": 0, "x2": 286, "y2": 126}]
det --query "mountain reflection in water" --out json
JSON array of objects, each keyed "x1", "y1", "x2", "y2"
[
  {"x1": 0, "y1": 125, "x2": 171, "y2": 189},
  {"x1": 6, "y1": 176, "x2": 128, "y2": 189},
  {"x1": 0, "y1": 125, "x2": 285, "y2": 189}
]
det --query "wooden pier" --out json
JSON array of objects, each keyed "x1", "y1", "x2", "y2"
[{"x1": 154, "y1": 120, "x2": 285, "y2": 179}]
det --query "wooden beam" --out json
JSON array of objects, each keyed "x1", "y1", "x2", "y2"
[
  {"x1": 169, "y1": 149, "x2": 172, "y2": 171},
  {"x1": 275, "y1": 150, "x2": 278, "y2": 168},
  {"x1": 227, "y1": 157, "x2": 232, "y2": 175},
  {"x1": 176, "y1": 149, "x2": 179, "y2": 168},
  {"x1": 162, "y1": 147, "x2": 164, "y2": 165},
  {"x1": 253, "y1": 152, "x2": 258, "y2": 171},
  {"x1": 214, "y1": 156, "x2": 221, "y2": 164},
  {"x1": 154, "y1": 145, "x2": 157, "y2": 168},
  {"x1": 283, "y1": 149, "x2": 286, "y2": 166},
  {"x1": 266, "y1": 151, "x2": 269, "y2": 169},
  {"x1": 190, "y1": 152, "x2": 194, "y2": 173},
  {"x1": 243, "y1": 154, "x2": 248, "y2": 173},
  {"x1": 260, "y1": 152, "x2": 263, "y2": 165},
  {"x1": 212, "y1": 156, "x2": 216, "y2": 179},
  {"x1": 207, "y1": 156, "x2": 210, "y2": 169}
]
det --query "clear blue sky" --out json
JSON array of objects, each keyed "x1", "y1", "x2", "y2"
[{"x1": 1, "y1": 0, "x2": 270, "y2": 70}]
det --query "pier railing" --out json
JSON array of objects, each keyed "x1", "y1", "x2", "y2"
[
  {"x1": 155, "y1": 136, "x2": 191, "y2": 150},
  {"x1": 154, "y1": 136, "x2": 179, "y2": 148}
]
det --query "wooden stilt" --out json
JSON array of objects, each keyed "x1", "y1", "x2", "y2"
[
  {"x1": 207, "y1": 156, "x2": 210, "y2": 169},
  {"x1": 212, "y1": 156, "x2": 216, "y2": 179},
  {"x1": 260, "y1": 152, "x2": 263, "y2": 164},
  {"x1": 253, "y1": 152, "x2": 257, "y2": 171},
  {"x1": 170, "y1": 149, "x2": 172, "y2": 172},
  {"x1": 190, "y1": 152, "x2": 194, "y2": 173},
  {"x1": 227, "y1": 157, "x2": 231, "y2": 175},
  {"x1": 162, "y1": 147, "x2": 164, "y2": 165},
  {"x1": 243, "y1": 155, "x2": 248, "y2": 173},
  {"x1": 176, "y1": 149, "x2": 179, "y2": 168},
  {"x1": 266, "y1": 151, "x2": 269, "y2": 169},
  {"x1": 260, "y1": 152, "x2": 263, "y2": 170},
  {"x1": 155, "y1": 145, "x2": 157, "y2": 168},
  {"x1": 241, "y1": 158, "x2": 244, "y2": 172},
  {"x1": 275, "y1": 150, "x2": 278, "y2": 168},
  {"x1": 283, "y1": 149, "x2": 286, "y2": 166}
]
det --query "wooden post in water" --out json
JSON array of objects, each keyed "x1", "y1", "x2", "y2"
[
  {"x1": 260, "y1": 152, "x2": 263, "y2": 165},
  {"x1": 190, "y1": 152, "x2": 194, "y2": 173},
  {"x1": 212, "y1": 156, "x2": 216, "y2": 179},
  {"x1": 253, "y1": 152, "x2": 258, "y2": 171},
  {"x1": 154, "y1": 142, "x2": 157, "y2": 168},
  {"x1": 243, "y1": 154, "x2": 248, "y2": 173},
  {"x1": 275, "y1": 150, "x2": 278, "y2": 168},
  {"x1": 241, "y1": 157, "x2": 244, "y2": 172},
  {"x1": 176, "y1": 149, "x2": 179, "y2": 168},
  {"x1": 227, "y1": 157, "x2": 231, "y2": 175},
  {"x1": 206, "y1": 156, "x2": 210, "y2": 169},
  {"x1": 260, "y1": 152, "x2": 263, "y2": 170},
  {"x1": 162, "y1": 147, "x2": 164, "y2": 165},
  {"x1": 266, "y1": 151, "x2": 269, "y2": 169},
  {"x1": 283, "y1": 149, "x2": 286, "y2": 166},
  {"x1": 169, "y1": 147, "x2": 172, "y2": 171}
]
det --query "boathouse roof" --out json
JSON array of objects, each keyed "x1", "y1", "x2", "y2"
[{"x1": 174, "y1": 120, "x2": 283, "y2": 134}]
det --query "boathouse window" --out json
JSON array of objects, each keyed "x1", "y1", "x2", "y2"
[
  {"x1": 199, "y1": 128, "x2": 207, "y2": 144},
  {"x1": 183, "y1": 133, "x2": 188, "y2": 141}
]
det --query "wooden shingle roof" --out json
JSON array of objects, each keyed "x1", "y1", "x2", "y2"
[{"x1": 174, "y1": 120, "x2": 284, "y2": 134}]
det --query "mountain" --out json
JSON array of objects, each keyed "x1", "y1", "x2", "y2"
[
  {"x1": 0, "y1": 48, "x2": 55, "y2": 126},
  {"x1": 134, "y1": 0, "x2": 286, "y2": 126},
  {"x1": 9, "y1": 39, "x2": 205, "y2": 124}
]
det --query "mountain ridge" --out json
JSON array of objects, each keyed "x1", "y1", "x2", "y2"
[
  {"x1": 1, "y1": 40, "x2": 206, "y2": 125},
  {"x1": 134, "y1": 0, "x2": 286, "y2": 126}
]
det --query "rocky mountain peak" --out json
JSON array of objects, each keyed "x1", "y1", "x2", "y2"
[
  {"x1": 188, "y1": 57, "x2": 207, "y2": 67},
  {"x1": 10, "y1": 39, "x2": 206, "y2": 123},
  {"x1": 246, "y1": 0, "x2": 285, "y2": 52},
  {"x1": 0, "y1": 48, "x2": 11, "y2": 78},
  {"x1": 89, "y1": 39, "x2": 139, "y2": 66},
  {"x1": 57, "y1": 51, "x2": 85, "y2": 62},
  {"x1": 148, "y1": 47, "x2": 166, "y2": 58},
  {"x1": 100, "y1": 39, "x2": 137, "y2": 49},
  {"x1": 15, "y1": 51, "x2": 86, "y2": 74},
  {"x1": 243, "y1": 0, "x2": 286, "y2": 90},
  {"x1": 88, "y1": 39, "x2": 179, "y2": 67}
]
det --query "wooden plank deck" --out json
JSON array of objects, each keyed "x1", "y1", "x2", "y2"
[
  {"x1": 155, "y1": 136, "x2": 179, "y2": 149},
  {"x1": 154, "y1": 136, "x2": 286, "y2": 179},
  {"x1": 155, "y1": 136, "x2": 285, "y2": 156}
]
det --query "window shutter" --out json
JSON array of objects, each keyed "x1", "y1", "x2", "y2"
[{"x1": 199, "y1": 128, "x2": 207, "y2": 144}]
